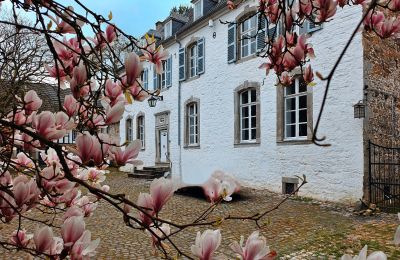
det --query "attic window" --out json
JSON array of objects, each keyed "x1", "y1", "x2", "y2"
[
  {"x1": 194, "y1": 0, "x2": 203, "y2": 20},
  {"x1": 164, "y1": 20, "x2": 172, "y2": 39}
]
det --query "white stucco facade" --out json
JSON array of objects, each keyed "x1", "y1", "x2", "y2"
[{"x1": 120, "y1": 1, "x2": 365, "y2": 202}]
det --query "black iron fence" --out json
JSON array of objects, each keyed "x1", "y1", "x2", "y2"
[{"x1": 369, "y1": 141, "x2": 400, "y2": 212}]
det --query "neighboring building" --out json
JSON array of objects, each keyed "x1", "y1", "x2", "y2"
[{"x1": 120, "y1": 0, "x2": 400, "y2": 203}]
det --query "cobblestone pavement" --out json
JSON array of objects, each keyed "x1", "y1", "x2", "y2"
[{"x1": 1, "y1": 171, "x2": 400, "y2": 259}]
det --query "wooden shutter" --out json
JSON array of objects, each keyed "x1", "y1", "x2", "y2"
[
  {"x1": 166, "y1": 55, "x2": 172, "y2": 87},
  {"x1": 197, "y1": 37, "x2": 205, "y2": 75},
  {"x1": 153, "y1": 66, "x2": 158, "y2": 90},
  {"x1": 256, "y1": 14, "x2": 266, "y2": 52},
  {"x1": 143, "y1": 68, "x2": 148, "y2": 90},
  {"x1": 178, "y1": 47, "x2": 186, "y2": 81},
  {"x1": 227, "y1": 23, "x2": 237, "y2": 63}
]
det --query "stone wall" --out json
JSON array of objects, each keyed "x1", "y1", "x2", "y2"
[{"x1": 363, "y1": 31, "x2": 400, "y2": 200}]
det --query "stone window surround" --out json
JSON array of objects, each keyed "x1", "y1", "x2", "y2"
[
  {"x1": 234, "y1": 81, "x2": 261, "y2": 146},
  {"x1": 184, "y1": 97, "x2": 201, "y2": 148},
  {"x1": 185, "y1": 37, "x2": 201, "y2": 82},
  {"x1": 276, "y1": 69, "x2": 314, "y2": 145},
  {"x1": 136, "y1": 112, "x2": 145, "y2": 150},
  {"x1": 125, "y1": 116, "x2": 133, "y2": 142},
  {"x1": 235, "y1": 6, "x2": 258, "y2": 62}
]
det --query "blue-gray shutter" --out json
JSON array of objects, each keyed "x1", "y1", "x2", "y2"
[
  {"x1": 256, "y1": 14, "x2": 266, "y2": 52},
  {"x1": 166, "y1": 55, "x2": 172, "y2": 87},
  {"x1": 299, "y1": 21, "x2": 309, "y2": 35},
  {"x1": 197, "y1": 37, "x2": 205, "y2": 75},
  {"x1": 227, "y1": 23, "x2": 237, "y2": 63},
  {"x1": 143, "y1": 68, "x2": 148, "y2": 90},
  {"x1": 178, "y1": 48, "x2": 186, "y2": 81},
  {"x1": 153, "y1": 66, "x2": 158, "y2": 90},
  {"x1": 307, "y1": 20, "x2": 322, "y2": 33}
]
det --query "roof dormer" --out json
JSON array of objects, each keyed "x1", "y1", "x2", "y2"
[
  {"x1": 193, "y1": 0, "x2": 203, "y2": 21},
  {"x1": 164, "y1": 20, "x2": 172, "y2": 39}
]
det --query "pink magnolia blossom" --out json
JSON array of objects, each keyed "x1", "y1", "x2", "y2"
[
  {"x1": 9, "y1": 229, "x2": 32, "y2": 248},
  {"x1": 298, "y1": 0, "x2": 313, "y2": 17},
  {"x1": 70, "y1": 230, "x2": 100, "y2": 260},
  {"x1": 149, "y1": 223, "x2": 170, "y2": 248},
  {"x1": 75, "y1": 132, "x2": 103, "y2": 165},
  {"x1": 48, "y1": 7, "x2": 84, "y2": 34},
  {"x1": 33, "y1": 226, "x2": 63, "y2": 255},
  {"x1": 45, "y1": 64, "x2": 68, "y2": 88},
  {"x1": 70, "y1": 63, "x2": 90, "y2": 99},
  {"x1": 303, "y1": 64, "x2": 314, "y2": 84},
  {"x1": 61, "y1": 216, "x2": 86, "y2": 247},
  {"x1": 191, "y1": 229, "x2": 222, "y2": 260},
  {"x1": 202, "y1": 177, "x2": 223, "y2": 202},
  {"x1": 7, "y1": 110, "x2": 26, "y2": 125},
  {"x1": 24, "y1": 90, "x2": 42, "y2": 115},
  {"x1": 0, "y1": 171, "x2": 12, "y2": 186},
  {"x1": 150, "y1": 177, "x2": 176, "y2": 214},
  {"x1": 227, "y1": 0, "x2": 236, "y2": 9},
  {"x1": 129, "y1": 82, "x2": 150, "y2": 102},
  {"x1": 55, "y1": 111, "x2": 76, "y2": 131},
  {"x1": 280, "y1": 72, "x2": 292, "y2": 86},
  {"x1": 377, "y1": 17, "x2": 400, "y2": 38},
  {"x1": 124, "y1": 52, "x2": 142, "y2": 87},
  {"x1": 13, "y1": 175, "x2": 40, "y2": 208},
  {"x1": 0, "y1": 192, "x2": 17, "y2": 222},
  {"x1": 389, "y1": 0, "x2": 400, "y2": 11},
  {"x1": 63, "y1": 206, "x2": 85, "y2": 221},
  {"x1": 231, "y1": 231, "x2": 276, "y2": 260},
  {"x1": 143, "y1": 42, "x2": 169, "y2": 74},
  {"x1": 105, "y1": 101, "x2": 125, "y2": 124},
  {"x1": 75, "y1": 196, "x2": 98, "y2": 217},
  {"x1": 64, "y1": 95, "x2": 79, "y2": 117},
  {"x1": 105, "y1": 24, "x2": 117, "y2": 43},
  {"x1": 341, "y1": 245, "x2": 387, "y2": 260},
  {"x1": 13, "y1": 152, "x2": 34, "y2": 169},
  {"x1": 313, "y1": 0, "x2": 337, "y2": 22},
  {"x1": 109, "y1": 139, "x2": 142, "y2": 166},
  {"x1": 137, "y1": 192, "x2": 154, "y2": 226},
  {"x1": 32, "y1": 111, "x2": 67, "y2": 140},
  {"x1": 105, "y1": 79, "x2": 123, "y2": 105}
]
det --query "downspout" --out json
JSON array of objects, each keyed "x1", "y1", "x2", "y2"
[{"x1": 175, "y1": 34, "x2": 183, "y2": 181}]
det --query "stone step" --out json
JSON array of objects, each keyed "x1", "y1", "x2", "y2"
[
  {"x1": 127, "y1": 172, "x2": 164, "y2": 179},
  {"x1": 142, "y1": 166, "x2": 170, "y2": 172}
]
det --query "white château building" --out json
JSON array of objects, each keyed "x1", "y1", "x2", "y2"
[{"x1": 120, "y1": 0, "x2": 371, "y2": 202}]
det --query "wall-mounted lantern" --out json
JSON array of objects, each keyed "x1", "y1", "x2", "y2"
[
  {"x1": 148, "y1": 95, "x2": 163, "y2": 107},
  {"x1": 353, "y1": 100, "x2": 365, "y2": 118}
]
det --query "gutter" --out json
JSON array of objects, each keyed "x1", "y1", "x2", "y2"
[{"x1": 175, "y1": 34, "x2": 183, "y2": 181}]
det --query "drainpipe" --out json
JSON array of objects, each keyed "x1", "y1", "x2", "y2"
[{"x1": 175, "y1": 34, "x2": 183, "y2": 181}]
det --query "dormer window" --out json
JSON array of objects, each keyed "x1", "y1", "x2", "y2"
[
  {"x1": 193, "y1": 0, "x2": 203, "y2": 20},
  {"x1": 164, "y1": 20, "x2": 172, "y2": 39}
]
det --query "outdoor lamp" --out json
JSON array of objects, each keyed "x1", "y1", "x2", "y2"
[
  {"x1": 353, "y1": 100, "x2": 365, "y2": 118},
  {"x1": 148, "y1": 95, "x2": 163, "y2": 107}
]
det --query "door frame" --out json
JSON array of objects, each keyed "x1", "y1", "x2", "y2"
[{"x1": 154, "y1": 111, "x2": 170, "y2": 164}]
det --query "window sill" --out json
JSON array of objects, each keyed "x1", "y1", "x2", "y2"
[
  {"x1": 277, "y1": 139, "x2": 313, "y2": 145},
  {"x1": 235, "y1": 54, "x2": 257, "y2": 64},
  {"x1": 184, "y1": 75, "x2": 200, "y2": 83},
  {"x1": 184, "y1": 145, "x2": 200, "y2": 149},
  {"x1": 234, "y1": 141, "x2": 260, "y2": 148}
]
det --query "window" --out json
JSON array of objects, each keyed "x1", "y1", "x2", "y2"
[
  {"x1": 153, "y1": 56, "x2": 172, "y2": 89},
  {"x1": 240, "y1": 15, "x2": 257, "y2": 58},
  {"x1": 193, "y1": 0, "x2": 203, "y2": 20},
  {"x1": 234, "y1": 82, "x2": 260, "y2": 145},
  {"x1": 284, "y1": 78, "x2": 308, "y2": 139},
  {"x1": 141, "y1": 68, "x2": 148, "y2": 90},
  {"x1": 179, "y1": 38, "x2": 204, "y2": 81},
  {"x1": 137, "y1": 116, "x2": 145, "y2": 149},
  {"x1": 184, "y1": 98, "x2": 200, "y2": 147},
  {"x1": 189, "y1": 44, "x2": 197, "y2": 78},
  {"x1": 240, "y1": 89, "x2": 257, "y2": 142},
  {"x1": 164, "y1": 21, "x2": 172, "y2": 39},
  {"x1": 126, "y1": 118, "x2": 133, "y2": 142}
]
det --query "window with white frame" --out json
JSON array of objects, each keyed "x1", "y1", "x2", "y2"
[
  {"x1": 189, "y1": 44, "x2": 197, "y2": 78},
  {"x1": 240, "y1": 89, "x2": 257, "y2": 142},
  {"x1": 187, "y1": 102, "x2": 199, "y2": 146},
  {"x1": 126, "y1": 118, "x2": 133, "y2": 142},
  {"x1": 284, "y1": 78, "x2": 308, "y2": 139},
  {"x1": 240, "y1": 15, "x2": 257, "y2": 58},
  {"x1": 141, "y1": 69, "x2": 148, "y2": 90},
  {"x1": 164, "y1": 20, "x2": 172, "y2": 39},
  {"x1": 155, "y1": 62, "x2": 166, "y2": 89},
  {"x1": 193, "y1": 0, "x2": 203, "y2": 20},
  {"x1": 137, "y1": 116, "x2": 145, "y2": 149}
]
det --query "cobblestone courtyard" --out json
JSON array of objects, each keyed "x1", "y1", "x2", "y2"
[{"x1": 1, "y1": 171, "x2": 400, "y2": 259}]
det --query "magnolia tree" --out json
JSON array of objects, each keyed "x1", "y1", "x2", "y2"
[{"x1": 0, "y1": 0, "x2": 398, "y2": 259}]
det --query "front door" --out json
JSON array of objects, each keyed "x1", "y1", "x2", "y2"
[{"x1": 159, "y1": 129, "x2": 168, "y2": 162}]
